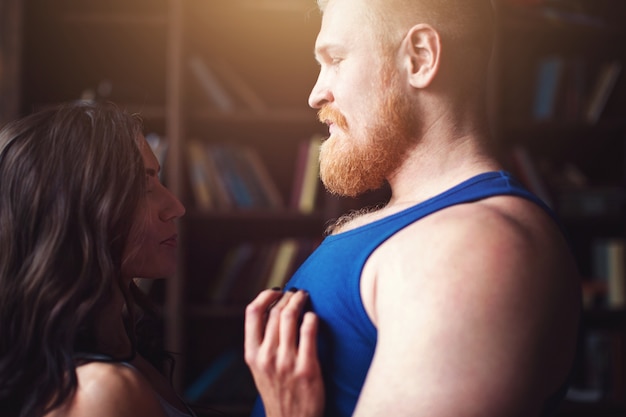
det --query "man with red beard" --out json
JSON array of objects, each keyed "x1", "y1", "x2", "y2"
[{"x1": 244, "y1": 0, "x2": 581, "y2": 416}]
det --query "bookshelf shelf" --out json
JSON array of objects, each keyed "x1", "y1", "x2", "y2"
[
  {"x1": 497, "y1": 2, "x2": 626, "y2": 39},
  {"x1": 505, "y1": 120, "x2": 626, "y2": 135},
  {"x1": 582, "y1": 308, "x2": 626, "y2": 328},
  {"x1": 559, "y1": 399, "x2": 626, "y2": 416},
  {"x1": 191, "y1": 108, "x2": 319, "y2": 124},
  {"x1": 561, "y1": 213, "x2": 625, "y2": 229},
  {"x1": 500, "y1": 12, "x2": 624, "y2": 39},
  {"x1": 182, "y1": 210, "x2": 328, "y2": 243},
  {"x1": 186, "y1": 304, "x2": 247, "y2": 318},
  {"x1": 503, "y1": 122, "x2": 626, "y2": 157}
]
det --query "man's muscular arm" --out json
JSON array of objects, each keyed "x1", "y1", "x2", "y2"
[{"x1": 354, "y1": 200, "x2": 580, "y2": 417}]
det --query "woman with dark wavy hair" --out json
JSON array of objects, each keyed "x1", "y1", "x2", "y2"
[
  {"x1": 0, "y1": 101, "x2": 190, "y2": 417},
  {"x1": 0, "y1": 100, "x2": 323, "y2": 417}
]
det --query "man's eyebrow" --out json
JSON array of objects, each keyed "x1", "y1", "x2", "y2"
[{"x1": 314, "y1": 43, "x2": 343, "y2": 62}]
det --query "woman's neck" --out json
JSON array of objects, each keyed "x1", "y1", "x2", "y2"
[{"x1": 93, "y1": 286, "x2": 133, "y2": 358}]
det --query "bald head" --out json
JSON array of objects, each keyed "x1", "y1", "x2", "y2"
[
  {"x1": 316, "y1": 0, "x2": 495, "y2": 94},
  {"x1": 316, "y1": 0, "x2": 494, "y2": 47}
]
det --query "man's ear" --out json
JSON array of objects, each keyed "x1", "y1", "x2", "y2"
[{"x1": 401, "y1": 24, "x2": 441, "y2": 89}]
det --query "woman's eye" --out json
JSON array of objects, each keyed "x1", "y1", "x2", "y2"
[{"x1": 146, "y1": 176, "x2": 155, "y2": 192}]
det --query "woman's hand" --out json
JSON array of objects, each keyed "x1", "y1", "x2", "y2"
[{"x1": 244, "y1": 289, "x2": 324, "y2": 417}]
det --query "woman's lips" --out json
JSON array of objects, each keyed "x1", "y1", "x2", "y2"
[{"x1": 161, "y1": 234, "x2": 178, "y2": 247}]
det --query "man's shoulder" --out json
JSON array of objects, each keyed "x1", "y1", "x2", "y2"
[
  {"x1": 395, "y1": 194, "x2": 561, "y2": 253},
  {"x1": 376, "y1": 193, "x2": 578, "y2": 297}
]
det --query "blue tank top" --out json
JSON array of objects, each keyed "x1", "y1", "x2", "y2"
[{"x1": 251, "y1": 171, "x2": 570, "y2": 417}]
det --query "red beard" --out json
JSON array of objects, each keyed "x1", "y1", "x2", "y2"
[{"x1": 316, "y1": 71, "x2": 418, "y2": 197}]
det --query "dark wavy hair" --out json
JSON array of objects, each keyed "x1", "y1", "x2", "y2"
[{"x1": 0, "y1": 101, "x2": 158, "y2": 416}]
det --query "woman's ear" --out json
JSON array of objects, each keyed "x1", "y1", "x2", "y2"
[{"x1": 401, "y1": 24, "x2": 441, "y2": 89}]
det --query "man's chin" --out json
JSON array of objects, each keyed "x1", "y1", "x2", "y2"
[{"x1": 321, "y1": 176, "x2": 384, "y2": 198}]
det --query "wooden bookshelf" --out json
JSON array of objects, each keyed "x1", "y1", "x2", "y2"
[{"x1": 172, "y1": 0, "x2": 331, "y2": 407}]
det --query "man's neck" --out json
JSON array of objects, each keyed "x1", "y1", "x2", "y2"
[{"x1": 385, "y1": 121, "x2": 500, "y2": 210}]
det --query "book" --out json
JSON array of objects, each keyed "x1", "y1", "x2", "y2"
[
  {"x1": 236, "y1": 146, "x2": 284, "y2": 209},
  {"x1": 184, "y1": 349, "x2": 239, "y2": 403},
  {"x1": 264, "y1": 239, "x2": 299, "y2": 290},
  {"x1": 557, "y1": 186, "x2": 625, "y2": 218},
  {"x1": 290, "y1": 135, "x2": 324, "y2": 213},
  {"x1": 584, "y1": 61, "x2": 622, "y2": 124},
  {"x1": 532, "y1": 56, "x2": 564, "y2": 121},
  {"x1": 606, "y1": 239, "x2": 625, "y2": 308},
  {"x1": 202, "y1": 144, "x2": 233, "y2": 209},
  {"x1": 188, "y1": 55, "x2": 235, "y2": 112},
  {"x1": 262, "y1": 238, "x2": 321, "y2": 291},
  {"x1": 540, "y1": 6, "x2": 609, "y2": 30},
  {"x1": 590, "y1": 238, "x2": 626, "y2": 308},
  {"x1": 210, "y1": 56, "x2": 268, "y2": 114},
  {"x1": 224, "y1": 146, "x2": 269, "y2": 208},
  {"x1": 566, "y1": 330, "x2": 614, "y2": 402},
  {"x1": 208, "y1": 243, "x2": 256, "y2": 304},
  {"x1": 204, "y1": 144, "x2": 284, "y2": 210},
  {"x1": 183, "y1": 348, "x2": 257, "y2": 405},
  {"x1": 558, "y1": 57, "x2": 587, "y2": 121},
  {"x1": 209, "y1": 145, "x2": 256, "y2": 208},
  {"x1": 186, "y1": 139, "x2": 214, "y2": 210},
  {"x1": 289, "y1": 139, "x2": 312, "y2": 208},
  {"x1": 227, "y1": 243, "x2": 280, "y2": 304},
  {"x1": 508, "y1": 145, "x2": 553, "y2": 208}
]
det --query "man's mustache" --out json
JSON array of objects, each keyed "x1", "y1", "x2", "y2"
[{"x1": 318, "y1": 106, "x2": 349, "y2": 131}]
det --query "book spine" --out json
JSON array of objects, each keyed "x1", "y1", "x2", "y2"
[
  {"x1": 509, "y1": 145, "x2": 553, "y2": 208},
  {"x1": 290, "y1": 134, "x2": 324, "y2": 213},
  {"x1": 607, "y1": 239, "x2": 625, "y2": 308},
  {"x1": 188, "y1": 55, "x2": 235, "y2": 112},
  {"x1": 532, "y1": 56, "x2": 564, "y2": 121},
  {"x1": 233, "y1": 146, "x2": 284, "y2": 209},
  {"x1": 585, "y1": 61, "x2": 622, "y2": 124},
  {"x1": 211, "y1": 145, "x2": 255, "y2": 208},
  {"x1": 186, "y1": 139, "x2": 214, "y2": 210},
  {"x1": 265, "y1": 239, "x2": 299, "y2": 290}
]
